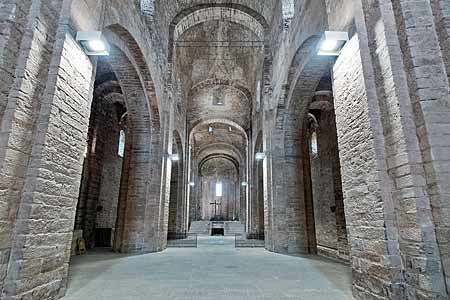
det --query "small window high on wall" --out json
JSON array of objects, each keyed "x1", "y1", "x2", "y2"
[
  {"x1": 311, "y1": 132, "x2": 318, "y2": 159},
  {"x1": 216, "y1": 182, "x2": 223, "y2": 197},
  {"x1": 118, "y1": 130, "x2": 125, "y2": 157}
]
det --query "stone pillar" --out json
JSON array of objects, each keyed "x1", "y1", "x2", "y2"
[
  {"x1": 3, "y1": 20, "x2": 94, "y2": 300},
  {"x1": 113, "y1": 130, "x2": 133, "y2": 252},
  {"x1": 334, "y1": 34, "x2": 405, "y2": 299},
  {"x1": 282, "y1": 0, "x2": 295, "y2": 30},
  {"x1": 389, "y1": 0, "x2": 450, "y2": 293},
  {"x1": 0, "y1": 1, "x2": 96, "y2": 298},
  {"x1": 340, "y1": 0, "x2": 450, "y2": 297},
  {"x1": 265, "y1": 106, "x2": 316, "y2": 254}
]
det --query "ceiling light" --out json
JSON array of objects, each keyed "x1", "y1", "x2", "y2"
[
  {"x1": 87, "y1": 40, "x2": 107, "y2": 52},
  {"x1": 255, "y1": 152, "x2": 266, "y2": 161},
  {"x1": 318, "y1": 31, "x2": 349, "y2": 56},
  {"x1": 320, "y1": 39, "x2": 338, "y2": 52},
  {"x1": 76, "y1": 31, "x2": 110, "y2": 56}
]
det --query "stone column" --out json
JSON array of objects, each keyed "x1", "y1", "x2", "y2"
[
  {"x1": 340, "y1": 0, "x2": 450, "y2": 297},
  {"x1": 2, "y1": 15, "x2": 95, "y2": 300},
  {"x1": 0, "y1": 0, "x2": 68, "y2": 292},
  {"x1": 0, "y1": 1, "x2": 96, "y2": 298},
  {"x1": 389, "y1": 0, "x2": 450, "y2": 293},
  {"x1": 156, "y1": 110, "x2": 171, "y2": 250},
  {"x1": 333, "y1": 34, "x2": 405, "y2": 299}
]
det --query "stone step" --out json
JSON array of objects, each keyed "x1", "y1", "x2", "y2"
[{"x1": 189, "y1": 221, "x2": 245, "y2": 235}]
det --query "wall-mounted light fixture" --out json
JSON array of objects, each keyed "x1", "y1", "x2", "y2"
[
  {"x1": 76, "y1": 31, "x2": 110, "y2": 56},
  {"x1": 255, "y1": 152, "x2": 266, "y2": 161},
  {"x1": 241, "y1": 181, "x2": 248, "y2": 187},
  {"x1": 318, "y1": 31, "x2": 349, "y2": 56},
  {"x1": 189, "y1": 182, "x2": 195, "y2": 187},
  {"x1": 168, "y1": 154, "x2": 180, "y2": 162}
]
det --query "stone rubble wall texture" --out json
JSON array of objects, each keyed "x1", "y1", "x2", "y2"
[
  {"x1": 333, "y1": 35, "x2": 405, "y2": 299},
  {"x1": 356, "y1": 0, "x2": 449, "y2": 297},
  {"x1": 391, "y1": 0, "x2": 450, "y2": 292},
  {"x1": 0, "y1": 1, "x2": 32, "y2": 124},
  {"x1": 2, "y1": 25, "x2": 94, "y2": 300},
  {"x1": 0, "y1": 0, "x2": 74, "y2": 296}
]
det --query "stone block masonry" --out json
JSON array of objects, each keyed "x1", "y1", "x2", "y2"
[{"x1": 2, "y1": 29, "x2": 94, "y2": 299}]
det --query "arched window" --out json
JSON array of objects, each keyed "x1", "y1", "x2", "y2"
[
  {"x1": 118, "y1": 130, "x2": 126, "y2": 157},
  {"x1": 310, "y1": 132, "x2": 318, "y2": 159}
]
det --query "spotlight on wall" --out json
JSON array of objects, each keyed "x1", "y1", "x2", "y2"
[
  {"x1": 169, "y1": 154, "x2": 180, "y2": 161},
  {"x1": 241, "y1": 181, "x2": 248, "y2": 187},
  {"x1": 255, "y1": 152, "x2": 266, "y2": 161},
  {"x1": 318, "y1": 31, "x2": 349, "y2": 56},
  {"x1": 76, "y1": 31, "x2": 110, "y2": 56}
]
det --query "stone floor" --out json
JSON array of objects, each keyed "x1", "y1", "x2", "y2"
[{"x1": 64, "y1": 236, "x2": 353, "y2": 300}]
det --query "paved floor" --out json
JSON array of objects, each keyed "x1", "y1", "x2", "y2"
[{"x1": 64, "y1": 236, "x2": 353, "y2": 300}]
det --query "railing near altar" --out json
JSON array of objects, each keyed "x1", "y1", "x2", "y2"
[{"x1": 234, "y1": 233, "x2": 265, "y2": 248}]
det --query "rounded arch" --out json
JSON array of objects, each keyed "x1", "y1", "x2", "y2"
[
  {"x1": 103, "y1": 24, "x2": 161, "y2": 133},
  {"x1": 189, "y1": 118, "x2": 248, "y2": 144},
  {"x1": 167, "y1": 3, "x2": 273, "y2": 107},
  {"x1": 196, "y1": 143, "x2": 244, "y2": 165},
  {"x1": 174, "y1": 7, "x2": 264, "y2": 42},
  {"x1": 190, "y1": 78, "x2": 253, "y2": 102},
  {"x1": 168, "y1": 129, "x2": 185, "y2": 234},
  {"x1": 273, "y1": 34, "x2": 333, "y2": 255},
  {"x1": 93, "y1": 81, "x2": 122, "y2": 99},
  {"x1": 199, "y1": 154, "x2": 240, "y2": 177},
  {"x1": 285, "y1": 35, "x2": 331, "y2": 112},
  {"x1": 168, "y1": 3, "x2": 270, "y2": 64}
]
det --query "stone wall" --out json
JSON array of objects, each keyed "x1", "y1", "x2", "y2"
[
  {"x1": 0, "y1": 1, "x2": 32, "y2": 124},
  {"x1": 3, "y1": 28, "x2": 94, "y2": 299}
]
